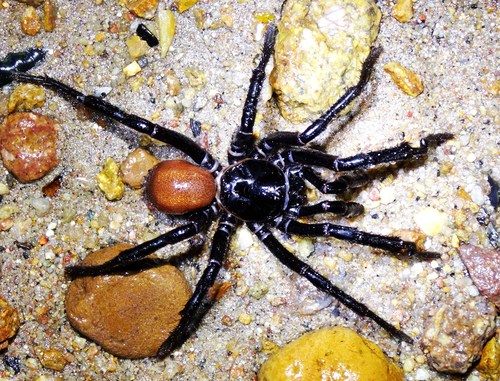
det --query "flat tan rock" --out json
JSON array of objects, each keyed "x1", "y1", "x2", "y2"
[{"x1": 65, "y1": 243, "x2": 192, "y2": 358}]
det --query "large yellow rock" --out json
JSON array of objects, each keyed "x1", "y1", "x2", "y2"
[
  {"x1": 271, "y1": 0, "x2": 381, "y2": 123},
  {"x1": 258, "y1": 327, "x2": 403, "y2": 381}
]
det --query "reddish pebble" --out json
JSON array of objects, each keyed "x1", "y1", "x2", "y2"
[
  {"x1": 145, "y1": 160, "x2": 216, "y2": 214},
  {"x1": 0, "y1": 112, "x2": 59, "y2": 182},
  {"x1": 458, "y1": 244, "x2": 500, "y2": 308}
]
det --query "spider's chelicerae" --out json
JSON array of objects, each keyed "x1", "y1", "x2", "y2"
[{"x1": 3, "y1": 25, "x2": 452, "y2": 358}]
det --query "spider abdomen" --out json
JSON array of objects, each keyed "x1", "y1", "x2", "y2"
[
  {"x1": 217, "y1": 159, "x2": 289, "y2": 222},
  {"x1": 145, "y1": 160, "x2": 216, "y2": 214}
]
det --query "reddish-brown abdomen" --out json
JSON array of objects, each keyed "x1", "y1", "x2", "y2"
[{"x1": 145, "y1": 160, "x2": 216, "y2": 214}]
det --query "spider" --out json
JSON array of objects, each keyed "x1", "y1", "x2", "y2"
[{"x1": 2, "y1": 25, "x2": 452, "y2": 358}]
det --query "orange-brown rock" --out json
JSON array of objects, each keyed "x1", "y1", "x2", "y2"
[
  {"x1": 120, "y1": 148, "x2": 160, "y2": 189},
  {"x1": 0, "y1": 296, "x2": 20, "y2": 351},
  {"x1": 65, "y1": 243, "x2": 192, "y2": 358},
  {"x1": 145, "y1": 160, "x2": 216, "y2": 214},
  {"x1": 0, "y1": 112, "x2": 59, "y2": 182}
]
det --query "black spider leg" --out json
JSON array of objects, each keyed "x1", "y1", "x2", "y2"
[
  {"x1": 278, "y1": 133, "x2": 454, "y2": 172},
  {"x1": 65, "y1": 205, "x2": 217, "y2": 277},
  {"x1": 228, "y1": 23, "x2": 277, "y2": 164},
  {"x1": 157, "y1": 213, "x2": 238, "y2": 358},
  {"x1": 248, "y1": 223, "x2": 413, "y2": 343},
  {"x1": 277, "y1": 218, "x2": 439, "y2": 260},
  {"x1": 7, "y1": 71, "x2": 220, "y2": 173},
  {"x1": 253, "y1": 47, "x2": 382, "y2": 158}
]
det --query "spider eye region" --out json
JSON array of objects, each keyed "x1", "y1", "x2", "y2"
[
  {"x1": 145, "y1": 160, "x2": 216, "y2": 215},
  {"x1": 217, "y1": 159, "x2": 289, "y2": 222}
]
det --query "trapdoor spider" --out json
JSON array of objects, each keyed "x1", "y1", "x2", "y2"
[{"x1": 2, "y1": 25, "x2": 452, "y2": 358}]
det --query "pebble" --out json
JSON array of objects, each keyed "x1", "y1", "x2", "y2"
[
  {"x1": 124, "y1": 0, "x2": 158, "y2": 19},
  {"x1": 271, "y1": 0, "x2": 381, "y2": 123},
  {"x1": 20, "y1": 6, "x2": 41, "y2": 35},
  {"x1": 458, "y1": 244, "x2": 500, "y2": 308},
  {"x1": 0, "y1": 112, "x2": 59, "y2": 183},
  {"x1": 383, "y1": 62, "x2": 424, "y2": 97},
  {"x1": 178, "y1": 0, "x2": 199, "y2": 14},
  {"x1": 0, "y1": 295, "x2": 20, "y2": 350},
  {"x1": 30, "y1": 197, "x2": 51, "y2": 217},
  {"x1": 65, "y1": 243, "x2": 192, "y2": 358},
  {"x1": 8, "y1": 83, "x2": 45, "y2": 112},
  {"x1": 476, "y1": 335, "x2": 500, "y2": 381},
  {"x1": 97, "y1": 158, "x2": 125, "y2": 201},
  {"x1": 258, "y1": 327, "x2": 403, "y2": 380},
  {"x1": 414, "y1": 206, "x2": 447, "y2": 236},
  {"x1": 34, "y1": 346, "x2": 67, "y2": 371},
  {"x1": 120, "y1": 148, "x2": 159, "y2": 189},
  {"x1": 392, "y1": 0, "x2": 414, "y2": 23},
  {"x1": 422, "y1": 298, "x2": 496, "y2": 373}
]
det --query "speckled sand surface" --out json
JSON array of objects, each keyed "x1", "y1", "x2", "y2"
[{"x1": 0, "y1": 1, "x2": 498, "y2": 380}]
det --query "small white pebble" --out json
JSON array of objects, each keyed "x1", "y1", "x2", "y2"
[
  {"x1": 297, "y1": 239, "x2": 314, "y2": 258},
  {"x1": 45, "y1": 250, "x2": 55, "y2": 260},
  {"x1": 414, "y1": 207, "x2": 447, "y2": 236},
  {"x1": 410, "y1": 262, "x2": 424, "y2": 278},
  {"x1": 466, "y1": 153, "x2": 476, "y2": 162},
  {"x1": 467, "y1": 285, "x2": 480, "y2": 297},
  {"x1": 469, "y1": 185, "x2": 484, "y2": 205},
  {"x1": 235, "y1": 227, "x2": 254, "y2": 251},
  {"x1": 415, "y1": 368, "x2": 430, "y2": 380},
  {"x1": 30, "y1": 197, "x2": 51, "y2": 217},
  {"x1": 0, "y1": 182, "x2": 9, "y2": 195},
  {"x1": 379, "y1": 186, "x2": 396, "y2": 204}
]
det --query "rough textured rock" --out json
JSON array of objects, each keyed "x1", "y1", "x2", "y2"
[
  {"x1": 120, "y1": 148, "x2": 159, "y2": 189},
  {"x1": 270, "y1": 0, "x2": 381, "y2": 123},
  {"x1": 458, "y1": 244, "x2": 500, "y2": 309},
  {"x1": 423, "y1": 298, "x2": 496, "y2": 374},
  {"x1": 476, "y1": 335, "x2": 500, "y2": 381},
  {"x1": 0, "y1": 112, "x2": 59, "y2": 182},
  {"x1": 258, "y1": 327, "x2": 403, "y2": 380},
  {"x1": 65, "y1": 243, "x2": 192, "y2": 358},
  {"x1": 0, "y1": 296, "x2": 20, "y2": 350}
]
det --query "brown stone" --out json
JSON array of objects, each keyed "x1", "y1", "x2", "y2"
[
  {"x1": 120, "y1": 148, "x2": 159, "y2": 189},
  {"x1": 458, "y1": 244, "x2": 500, "y2": 309},
  {"x1": 0, "y1": 296, "x2": 20, "y2": 350},
  {"x1": 423, "y1": 298, "x2": 496, "y2": 374},
  {"x1": 0, "y1": 112, "x2": 59, "y2": 182},
  {"x1": 65, "y1": 243, "x2": 192, "y2": 358}
]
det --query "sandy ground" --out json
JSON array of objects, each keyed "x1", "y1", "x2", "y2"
[{"x1": 0, "y1": 0, "x2": 498, "y2": 380}]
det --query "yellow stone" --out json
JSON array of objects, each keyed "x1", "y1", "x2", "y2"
[
  {"x1": 392, "y1": 0, "x2": 414, "y2": 23},
  {"x1": 126, "y1": 35, "x2": 149, "y2": 59},
  {"x1": 123, "y1": 0, "x2": 158, "y2": 19},
  {"x1": 97, "y1": 158, "x2": 125, "y2": 201},
  {"x1": 271, "y1": 0, "x2": 381, "y2": 123},
  {"x1": 157, "y1": 7, "x2": 175, "y2": 58},
  {"x1": 178, "y1": 0, "x2": 198, "y2": 13},
  {"x1": 123, "y1": 61, "x2": 142, "y2": 77},
  {"x1": 477, "y1": 336, "x2": 500, "y2": 381},
  {"x1": 8, "y1": 83, "x2": 45, "y2": 112},
  {"x1": 383, "y1": 62, "x2": 424, "y2": 97},
  {"x1": 258, "y1": 327, "x2": 403, "y2": 381}
]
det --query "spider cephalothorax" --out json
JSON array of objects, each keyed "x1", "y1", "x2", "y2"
[{"x1": 2, "y1": 24, "x2": 452, "y2": 358}]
